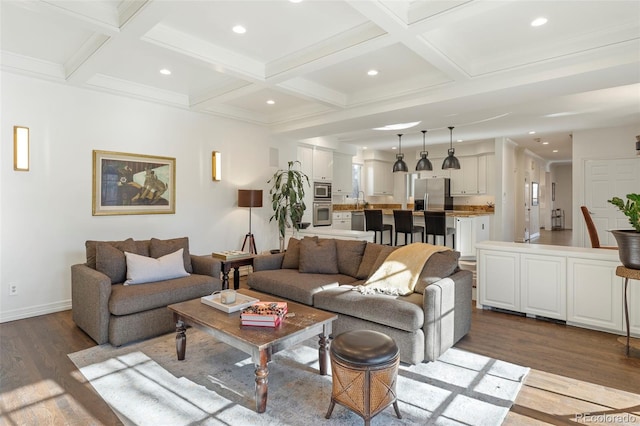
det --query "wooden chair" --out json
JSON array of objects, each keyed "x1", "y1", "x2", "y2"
[
  {"x1": 393, "y1": 210, "x2": 424, "y2": 246},
  {"x1": 580, "y1": 206, "x2": 617, "y2": 249},
  {"x1": 364, "y1": 209, "x2": 393, "y2": 245}
]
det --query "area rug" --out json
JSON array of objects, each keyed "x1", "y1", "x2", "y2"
[{"x1": 69, "y1": 330, "x2": 529, "y2": 425}]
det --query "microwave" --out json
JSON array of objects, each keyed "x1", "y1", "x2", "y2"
[{"x1": 313, "y1": 182, "x2": 332, "y2": 200}]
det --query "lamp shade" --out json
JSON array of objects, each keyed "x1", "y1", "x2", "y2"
[
  {"x1": 238, "y1": 189, "x2": 263, "y2": 208},
  {"x1": 441, "y1": 126, "x2": 461, "y2": 170},
  {"x1": 392, "y1": 133, "x2": 408, "y2": 173},
  {"x1": 415, "y1": 130, "x2": 433, "y2": 171}
]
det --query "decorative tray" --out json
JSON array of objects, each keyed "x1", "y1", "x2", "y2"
[{"x1": 201, "y1": 293, "x2": 259, "y2": 313}]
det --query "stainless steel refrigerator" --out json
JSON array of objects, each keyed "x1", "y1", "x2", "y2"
[{"x1": 414, "y1": 178, "x2": 453, "y2": 211}]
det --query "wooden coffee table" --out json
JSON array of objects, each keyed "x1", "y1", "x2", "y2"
[{"x1": 167, "y1": 289, "x2": 337, "y2": 413}]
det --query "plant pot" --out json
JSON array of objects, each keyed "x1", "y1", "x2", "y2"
[{"x1": 610, "y1": 229, "x2": 640, "y2": 269}]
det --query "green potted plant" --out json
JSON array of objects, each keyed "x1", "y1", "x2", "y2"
[
  {"x1": 608, "y1": 193, "x2": 640, "y2": 269},
  {"x1": 268, "y1": 161, "x2": 310, "y2": 251}
]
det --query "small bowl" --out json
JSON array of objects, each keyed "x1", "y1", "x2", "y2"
[{"x1": 297, "y1": 222, "x2": 311, "y2": 229}]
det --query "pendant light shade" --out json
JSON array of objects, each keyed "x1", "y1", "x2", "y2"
[
  {"x1": 393, "y1": 133, "x2": 409, "y2": 172},
  {"x1": 415, "y1": 130, "x2": 433, "y2": 171},
  {"x1": 442, "y1": 126, "x2": 461, "y2": 170}
]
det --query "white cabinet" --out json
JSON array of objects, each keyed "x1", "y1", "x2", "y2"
[
  {"x1": 365, "y1": 160, "x2": 393, "y2": 196},
  {"x1": 567, "y1": 257, "x2": 623, "y2": 331},
  {"x1": 455, "y1": 215, "x2": 491, "y2": 259},
  {"x1": 479, "y1": 250, "x2": 520, "y2": 311},
  {"x1": 332, "y1": 211, "x2": 352, "y2": 230},
  {"x1": 477, "y1": 242, "x2": 636, "y2": 337},
  {"x1": 313, "y1": 148, "x2": 333, "y2": 181},
  {"x1": 521, "y1": 254, "x2": 566, "y2": 319},
  {"x1": 450, "y1": 155, "x2": 490, "y2": 195},
  {"x1": 332, "y1": 153, "x2": 352, "y2": 196}
]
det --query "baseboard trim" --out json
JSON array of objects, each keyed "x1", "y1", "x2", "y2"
[{"x1": 0, "y1": 299, "x2": 71, "y2": 323}]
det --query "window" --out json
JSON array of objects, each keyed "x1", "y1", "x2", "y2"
[{"x1": 351, "y1": 164, "x2": 362, "y2": 199}]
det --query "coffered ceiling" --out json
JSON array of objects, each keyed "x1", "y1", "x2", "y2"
[{"x1": 2, "y1": 0, "x2": 639, "y2": 162}]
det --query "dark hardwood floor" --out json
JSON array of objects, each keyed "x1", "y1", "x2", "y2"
[{"x1": 1, "y1": 294, "x2": 639, "y2": 425}]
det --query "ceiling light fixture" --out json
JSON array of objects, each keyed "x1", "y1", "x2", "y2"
[
  {"x1": 529, "y1": 131, "x2": 536, "y2": 134},
  {"x1": 367, "y1": 69, "x2": 378, "y2": 76},
  {"x1": 266, "y1": 99, "x2": 275, "y2": 105},
  {"x1": 232, "y1": 25, "x2": 246, "y2": 34},
  {"x1": 552, "y1": 149, "x2": 559, "y2": 153},
  {"x1": 392, "y1": 134, "x2": 408, "y2": 173},
  {"x1": 542, "y1": 141, "x2": 549, "y2": 145},
  {"x1": 531, "y1": 17, "x2": 548, "y2": 27},
  {"x1": 373, "y1": 121, "x2": 421, "y2": 131},
  {"x1": 159, "y1": 69, "x2": 171, "y2": 75},
  {"x1": 442, "y1": 127, "x2": 461, "y2": 170},
  {"x1": 415, "y1": 130, "x2": 433, "y2": 171}
]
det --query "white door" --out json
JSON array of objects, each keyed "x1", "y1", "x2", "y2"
[{"x1": 584, "y1": 159, "x2": 640, "y2": 247}]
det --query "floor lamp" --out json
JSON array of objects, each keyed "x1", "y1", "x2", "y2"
[{"x1": 238, "y1": 189, "x2": 262, "y2": 255}]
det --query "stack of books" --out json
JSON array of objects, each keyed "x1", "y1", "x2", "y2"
[
  {"x1": 212, "y1": 250, "x2": 252, "y2": 261},
  {"x1": 241, "y1": 301, "x2": 288, "y2": 327}
]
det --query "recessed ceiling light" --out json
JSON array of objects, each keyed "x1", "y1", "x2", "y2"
[
  {"x1": 392, "y1": 146, "x2": 397, "y2": 150},
  {"x1": 457, "y1": 139, "x2": 463, "y2": 143},
  {"x1": 542, "y1": 141, "x2": 549, "y2": 145},
  {"x1": 289, "y1": 0, "x2": 303, "y2": 3},
  {"x1": 367, "y1": 69, "x2": 378, "y2": 76},
  {"x1": 373, "y1": 121, "x2": 421, "y2": 131},
  {"x1": 528, "y1": 131, "x2": 536, "y2": 135},
  {"x1": 232, "y1": 25, "x2": 246, "y2": 34},
  {"x1": 552, "y1": 149, "x2": 559, "y2": 153},
  {"x1": 531, "y1": 17, "x2": 548, "y2": 27},
  {"x1": 159, "y1": 69, "x2": 171, "y2": 75},
  {"x1": 362, "y1": 147, "x2": 367, "y2": 150},
  {"x1": 266, "y1": 100, "x2": 275, "y2": 105}
]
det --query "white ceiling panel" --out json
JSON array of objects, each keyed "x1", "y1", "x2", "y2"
[
  {"x1": 0, "y1": 1, "x2": 95, "y2": 64},
  {"x1": 158, "y1": 0, "x2": 370, "y2": 63},
  {"x1": 1, "y1": 0, "x2": 638, "y2": 161}
]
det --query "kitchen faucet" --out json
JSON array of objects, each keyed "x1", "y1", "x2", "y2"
[{"x1": 356, "y1": 190, "x2": 365, "y2": 209}]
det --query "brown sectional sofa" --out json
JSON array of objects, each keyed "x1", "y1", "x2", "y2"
[
  {"x1": 247, "y1": 237, "x2": 473, "y2": 364},
  {"x1": 71, "y1": 237, "x2": 222, "y2": 346}
]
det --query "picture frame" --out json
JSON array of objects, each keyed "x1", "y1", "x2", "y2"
[
  {"x1": 532, "y1": 182, "x2": 539, "y2": 206},
  {"x1": 92, "y1": 150, "x2": 176, "y2": 216}
]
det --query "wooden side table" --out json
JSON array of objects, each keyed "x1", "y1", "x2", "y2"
[
  {"x1": 616, "y1": 266, "x2": 640, "y2": 356},
  {"x1": 218, "y1": 256, "x2": 255, "y2": 290}
]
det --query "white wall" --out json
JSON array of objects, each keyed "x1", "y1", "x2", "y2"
[
  {"x1": 0, "y1": 72, "x2": 284, "y2": 322},
  {"x1": 494, "y1": 138, "x2": 517, "y2": 242},
  {"x1": 550, "y1": 164, "x2": 573, "y2": 229},
  {"x1": 572, "y1": 124, "x2": 640, "y2": 246}
]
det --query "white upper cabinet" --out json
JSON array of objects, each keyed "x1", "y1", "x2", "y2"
[
  {"x1": 364, "y1": 160, "x2": 393, "y2": 196},
  {"x1": 332, "y1": 153, "x2": 352, "y2": 196},
  {"x1": 451, "y1": 156, "x2": 478, "y2": 195},
  {"x1": 312, "y1": 148, "x2": 333, "y2": 181}
]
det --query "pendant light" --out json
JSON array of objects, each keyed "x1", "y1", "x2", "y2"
[
  {"x1": 442, "y1": 126, "x2": 461, "y2": 170},
  {"x1": 415, "y1": 130, "x2": 433, "y2": 171},
  {"x1": 392, "y1": 133, "x2": 408, "y2": 172}
]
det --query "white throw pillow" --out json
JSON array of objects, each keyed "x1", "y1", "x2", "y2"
[{"x1": 124, "y1": 248, "x2": 190, "y2": 285}]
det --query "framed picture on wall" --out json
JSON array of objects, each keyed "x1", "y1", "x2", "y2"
[
  {"x1": 532, "y1": 182, "x2": 539, "y2": 206},
  {"x1": 92, "y1": 150, "x2": 176, "y2": 216}
]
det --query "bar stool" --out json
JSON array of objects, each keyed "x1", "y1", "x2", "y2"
[
  {"x1": 424, "y1": 211, "x2": 456, "y2": 248},
  {"x1": 326, "y1": 330, "x2": 401, "y2": 425},
  {"x1": 364, "y1": 209, "x2": 393, "y2": 245},
  {"x1": 393, "y1": 210, "x2": 424, "y2": 246}
]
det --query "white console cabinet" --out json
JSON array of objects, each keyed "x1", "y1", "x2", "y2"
[
  {"x1": 477, "y1": 241, "x2": 637, "y2": 337},
  {"x1": 455, "y1": 215, "x2": 490, "y2": 259}
]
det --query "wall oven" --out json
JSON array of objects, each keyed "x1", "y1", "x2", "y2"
[
  {"x1": 313, "y1": 202, "x2": 332, "y2": 226},
  {"x1": 313, "y1": 182, "x2": 332, "y2": 200}
]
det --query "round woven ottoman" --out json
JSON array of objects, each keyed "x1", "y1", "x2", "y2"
[{"x1": 325, "y1": 330, "x2": 402, "y2": 425}]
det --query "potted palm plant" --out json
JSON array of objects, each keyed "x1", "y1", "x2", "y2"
[
  {"x1": 268, "y1": 161, "x2": 310, "y2": 251},
  {"x1": 608, "y1": 193, "x2": 640, "y2": 269}
]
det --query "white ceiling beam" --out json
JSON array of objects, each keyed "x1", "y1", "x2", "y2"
[
  {"x1": 276, "y1": 77, "x2": 347, "y2": 108},
  {"x1": 85, "y1": 74, "x2": 189, "y2": 107}
]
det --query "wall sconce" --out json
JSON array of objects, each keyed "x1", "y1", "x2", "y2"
[
  {"x1": 13, "y1": 126, "x2": 29, "y2": 171},
  {"x1": 212, "y1": 151, "x2": 221, "y2": 181},
  {"x1": 636, "y1": 135, "x2": 639, "y2": 156}
]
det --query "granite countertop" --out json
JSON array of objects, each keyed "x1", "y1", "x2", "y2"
[
  {"x1": 297, "y1": 227, "x2": 373, "y2": 236},
  {"x1": 379, "y1": 209, "x2": 493, "y2": 217}
]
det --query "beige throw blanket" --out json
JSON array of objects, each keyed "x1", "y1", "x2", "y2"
[{"x1": 359, "y1": 243, "x2": 452, "y2": 296}]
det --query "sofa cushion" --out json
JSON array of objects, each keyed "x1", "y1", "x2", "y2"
[
  {"x1": 368, "y1": 245, "x2": 398, "y2": 278},
  {"x1": 355, "y1": 243, "x2": 385, "y2": 279},
  {"x1": 95, "y1": 240, "x2": 137, "y2": 284},
  {"x1": 150, "y1": 237, "x2": 192, "y2": 273},
  {"x1": 86, "y1": 238, "x2": 136, "y2": 270},
  {"x1": 414, "y1": 250, "x2": 461, "y2": 294},
  {"x1": 124, "y1": 249, "x2": 190, "y2": 285},
  {"x1": 335, "y1": 240, "x2": 367, "y2": 277},
  {"x1": 299, "y1": 238, "x2": 339, "y2": 274},
  {"x1": 109, "y1": 274, "x2": 216, "y2": 316},
  {"x1": 247, "y1": 269, "x2": 357, "y2": 305},
  {"x1": 314, "y1": 285, "x2": 424, "y2": 332},
  {"x1": 281, "y1": 237, "x2": 313, "y2": 269}
]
